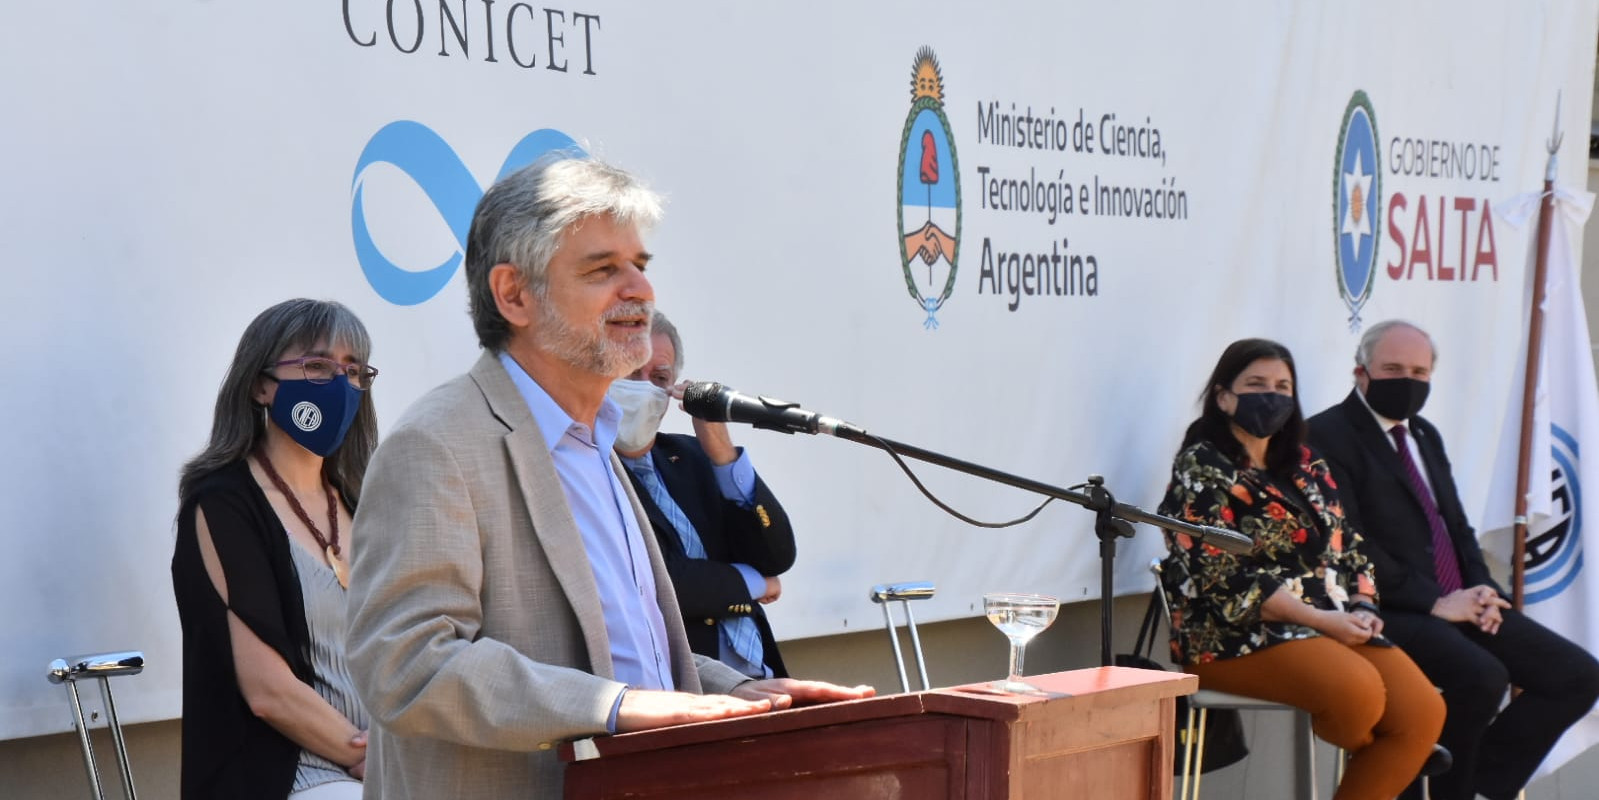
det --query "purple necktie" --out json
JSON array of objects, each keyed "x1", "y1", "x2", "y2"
[{"x1": 1389, "y1": 424, "x2": 1464, "y2": 594}]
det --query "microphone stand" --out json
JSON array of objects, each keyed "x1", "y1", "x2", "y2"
[{"x1": 825, "y1": 427, "x2": 1243, "y2": 668}]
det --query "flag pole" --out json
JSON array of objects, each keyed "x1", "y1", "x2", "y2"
[{"x1": 1511, "y1": 92, "x2": 1564, "y2": 610}]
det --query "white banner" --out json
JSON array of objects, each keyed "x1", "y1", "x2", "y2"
[{"x1": 1, "y1": 1, "x2": 1595, "y2": 739}]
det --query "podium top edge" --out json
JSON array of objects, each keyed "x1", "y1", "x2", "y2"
[{"x1": 558, "y1": 667, "x2": 1196, "y2": 762}]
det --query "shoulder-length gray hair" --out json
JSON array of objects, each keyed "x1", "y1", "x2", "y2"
[{"x1": 178, "y1": 299, "x2": 379, "y2": 504}]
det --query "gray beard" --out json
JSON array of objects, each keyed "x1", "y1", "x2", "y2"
[{"x1": 535, "y1": 298, "x2": 654, "y2": 378}]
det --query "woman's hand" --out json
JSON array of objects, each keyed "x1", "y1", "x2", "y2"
[
  {"x1": 1314, "y1": 608, "x2": 1377, "y2": 646},
  {"x1": 1262, "y1": 587, "x2": 1374, "y2": 646},
  {"x1": 346, "y1": 730, "x2": 368, "y2": 779},
  {"x1": 1349, "y1": 607, "x2": 1385, "y2": 637}
]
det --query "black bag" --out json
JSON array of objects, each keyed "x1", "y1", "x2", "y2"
[{"x1": 1114, "y1": 592, "x2": 1250, "y2": 775}]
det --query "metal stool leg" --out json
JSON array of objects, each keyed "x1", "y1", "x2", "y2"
[
  {"x1": 1179, "y1": 706, "x2": 1198, "y2": 800},
  {"x1": 1293, "y1": 711, "x2": 1317, "y2": 800},
  {"x1": 876, "y1": 600, "x2": 911, "y2": 693},
  {"x1": 48, "y1": 651, "x2": 145, "y2": 800},
  {"x1": 869, "y1": 582, "x2": 935, "y2": 693},
  {"x1": 98, "y1": 675, "x2": 138, "y2": 800},
  {"x1": 62, "y1": 678, "x2": 107, "y2": 799},
  {"x1": 900, "y1": 600, "x2": 931, "y2": 691}
]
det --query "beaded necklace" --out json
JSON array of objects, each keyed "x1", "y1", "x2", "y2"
[{"x1": 255, "y1": 451, "x2": 348, "y2": 589}]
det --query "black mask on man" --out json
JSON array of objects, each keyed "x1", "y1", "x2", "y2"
[
  {"x1": 1229, "y1": 391, "x2": 1296, "y2": 439},
  {"x1": 1363, "y1": 376, "x2": 1430, "y2": 420}
]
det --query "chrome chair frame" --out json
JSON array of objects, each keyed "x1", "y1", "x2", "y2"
[{"x1": 47, "y1": 650, "x2": 145, "y2": 800}]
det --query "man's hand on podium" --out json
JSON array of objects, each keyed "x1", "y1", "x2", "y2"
[
  {"x1": 730, "y1": 678, "x2": 876, "y2": 710},
  {"x1": 614, "y1": 681, "x2": 876, "y2": 733},
  {"x1": 615, "y1": 690, "x2": 773, "y2": 732}
]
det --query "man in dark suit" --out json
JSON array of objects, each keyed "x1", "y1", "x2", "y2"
[
  {"x1": 609, "y1": 312, "x2": 796, "y2": 678},
  {"x1": 1308, "y1": 319, "x2": 1599, "y2": 800}
]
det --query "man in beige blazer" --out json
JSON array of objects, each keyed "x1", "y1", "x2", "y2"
[{"x1": 345, "y1": 155, "x2": 870, "y2": 799}]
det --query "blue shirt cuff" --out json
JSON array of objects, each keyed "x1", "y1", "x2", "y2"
[
  {"x1": 712, "y1": 450, "x2": 757, "y2": 507},
  {"x1": 606, "y1": 686, "x2": 628, "y2": 734},
  {"x1": 732, "y1": 563, "x2": 765, "y2": 600}
]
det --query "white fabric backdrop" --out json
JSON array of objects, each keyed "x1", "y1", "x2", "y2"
[{"x1": 1, "y1": 1, "x2": 1594, "y2": 738}]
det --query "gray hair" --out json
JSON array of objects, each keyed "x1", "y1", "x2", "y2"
[
  {"x1": 179, "y1": 299, "x2": 378, "y2": 504},
  {"x1": 1356, "y1": 319, "x2": 1439, "y2": 368},
  {"x1": 464, "y1": 153, "x2": 665, "y2": 351},
  {"x1": 651, "y1": 310, "x2": 685, "y2": 376}
]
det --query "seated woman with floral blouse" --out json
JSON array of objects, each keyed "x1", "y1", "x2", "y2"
[{"x1": 1157, "y1": 337, "x2": 1443, "y2": 800}]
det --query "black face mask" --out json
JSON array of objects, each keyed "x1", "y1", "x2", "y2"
[
  {"x1": 1229, "y1": 391, "x2": 1297, "y2": 439},
  {"x1": 1364, "y1": 376, "x2": 1430, "y2": 420}
]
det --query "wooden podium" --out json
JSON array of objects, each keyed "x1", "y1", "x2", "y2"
[{"x1": 560, "y1": 666, "x2": 1196, "y2": 799}]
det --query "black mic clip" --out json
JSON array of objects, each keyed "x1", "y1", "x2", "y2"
[
  {"x1": 1083, "y1": 474, "x2": 1136, "y2": 544},
  {"x1": 749, "y1": 396, "x2": 805, "y2": 434}
]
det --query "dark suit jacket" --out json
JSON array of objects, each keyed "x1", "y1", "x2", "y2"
[
  {"x1": 625, "y1": 433, "x2": 797, "y2": 677},
  {"x1": 1307, "y1": 389, "x2": 1502, "y2": 613}
]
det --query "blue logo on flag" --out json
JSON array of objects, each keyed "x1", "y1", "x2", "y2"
[
  {"x1": 1526, "y1": 424, "x2": 1585, "y2": 604},
  {"x1": 1333, "y1": 92, "x2": 1380, "y2": 330},
  {"x1": 351, "y1": 121, "x2": 581, "y2": 306}
]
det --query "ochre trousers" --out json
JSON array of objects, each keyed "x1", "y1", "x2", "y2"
[{"x1": 1188, "y1": 637, "x2": 1445, "y2": 800}]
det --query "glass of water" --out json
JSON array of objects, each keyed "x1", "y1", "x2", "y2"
[{"x1": 983, "y1": 592, "x2": 1061, "y2": 693}]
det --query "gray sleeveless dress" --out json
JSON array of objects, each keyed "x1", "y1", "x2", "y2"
[{"x1": 288, "y1": 544, "x2": 368, "y2": 793}]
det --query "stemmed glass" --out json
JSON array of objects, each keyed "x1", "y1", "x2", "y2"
[{"x1": 983, "y1": 592, "x2": 1061, "y2": 693}]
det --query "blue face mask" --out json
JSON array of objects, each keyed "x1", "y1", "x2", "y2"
[{"x1": 268, "y1": 375, "x2": 362, "y2": 457}]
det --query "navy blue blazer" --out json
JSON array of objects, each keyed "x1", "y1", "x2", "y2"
[
  {"x1": 1307, "y1": 389, "x2": 1502, "y2": 613},
  {"x1": 625, "y1": 433, "x2": 796, "y2": 677}
]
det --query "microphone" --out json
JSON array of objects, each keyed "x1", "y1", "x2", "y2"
[
  {"x1": 1194, "y1": 525, "x2": 1256, "y2": 555},
  {"x1": 681, "y1": 382, "x2": 864, "y2": 437}
]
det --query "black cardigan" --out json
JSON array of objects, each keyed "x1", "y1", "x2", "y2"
[{"x1": 171, "y1": 460, "x2": 320, "y2": 800}]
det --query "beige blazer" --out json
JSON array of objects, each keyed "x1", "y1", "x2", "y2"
[{"x1": 346, "y1": 352, "x2": 749, "y2": 799}]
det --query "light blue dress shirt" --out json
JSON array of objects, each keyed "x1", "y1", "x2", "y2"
[{"x1": 498, "y1": 352, "x2": 675, "y2": 693}]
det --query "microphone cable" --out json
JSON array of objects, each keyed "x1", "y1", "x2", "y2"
[{"x1": 861, "y1": 431, "x2": 1058, "y2": 529}]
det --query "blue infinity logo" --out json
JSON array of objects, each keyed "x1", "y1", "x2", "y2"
[{"x1": 351, "y1": 121, "x2": 581, "y2": 305}]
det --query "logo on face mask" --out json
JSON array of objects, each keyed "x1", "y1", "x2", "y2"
[
  {"x1": 291, "y1": 401, "x2": 323, "y2": 432},
  {"x1": 351, "y1": 121, "x2": 583, "y2": 306},
  {"x1": 270, "y1": 376, "x2": 363, "y2": 458}
]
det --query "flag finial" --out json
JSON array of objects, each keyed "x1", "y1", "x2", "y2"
[{"x1": 1546, "y1": 91, "x2": 1563, "y2": 181}]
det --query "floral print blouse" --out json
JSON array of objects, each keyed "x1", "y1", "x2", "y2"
[{"x1": 1156, "y1": 439, "x2": 1377, "y2": 665}]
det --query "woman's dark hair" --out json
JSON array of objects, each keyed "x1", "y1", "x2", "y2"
[
  {"x1": 1180, "y1": 337, "x2": 1307, "y2": 478},
  {"x1": 179, "y1": 299, "x2": 378, "y2": 504}
]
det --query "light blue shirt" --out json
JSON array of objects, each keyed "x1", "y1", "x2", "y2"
[
  {"x1": 713, "y1": 452, "x2": 757, "y2": 509},
  {"x1": 498, "y1": 352, "x2": 675, "y2": 693}
]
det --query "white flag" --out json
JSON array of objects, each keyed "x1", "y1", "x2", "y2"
[{"x1": 1483, "y1": 185, "x2": 1599, "y2": 777}]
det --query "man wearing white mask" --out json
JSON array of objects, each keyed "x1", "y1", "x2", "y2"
[{"x1": 609, "y1": 311, "x2": 796, "y2": 679}]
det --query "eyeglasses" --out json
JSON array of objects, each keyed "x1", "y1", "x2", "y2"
[{"x1": 266, "y1": 356, "x2": 380, "y2": 390}]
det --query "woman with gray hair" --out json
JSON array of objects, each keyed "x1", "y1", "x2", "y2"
[{"x1": 171, "y1": 299, "x2": 379, "y2": 800}]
